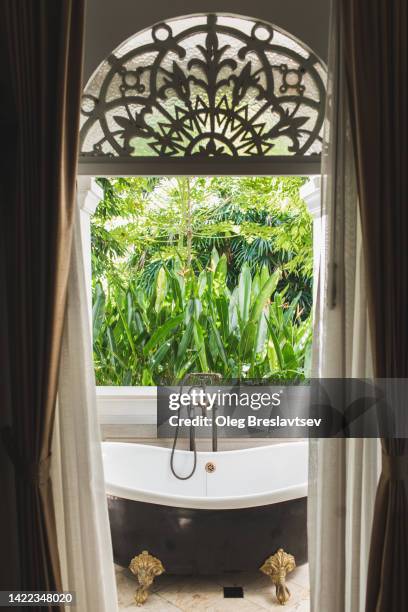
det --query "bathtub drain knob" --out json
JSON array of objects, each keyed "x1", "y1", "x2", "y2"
[{"x1": 205, "y1": 462, "x2": 216, "y2": 473}]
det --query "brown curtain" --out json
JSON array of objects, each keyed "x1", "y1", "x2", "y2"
[
  {"x1": 341, "y1": 1, "x2": 408, "y2": 610},
  {"x1": 0, "y1": 0, "x2": 85, "y2": 603}
]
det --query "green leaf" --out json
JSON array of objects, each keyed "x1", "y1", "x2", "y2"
[
  {"x1": 251, "y1": 272, "x2": 260, "y2": 302},
  {"x1": 282, "y1": 342, "x2": 298, "y2": 370},
  {"x1": 166, "y1": 268, "x2": 183, "y2": 308},
  {"x1": 176, "y1": 355, "x2": 198, "y2": 382},
  {"x1": 117, "y1": 303, "x2": 137, "y2": 359},
  {"x1": 193, "y1": 319, "x2": 208, "y2": 372},
  {"x1": 142, "y1": 368, "x2": 154, "y2": 385},
  {"x1": 284, "y1": 292, "x2": 302, "y2": 324},
  {"x1": 92, "y1": 283, "x2": 106, "y2": 338},
  {"x1": 215, "y1": 296, "x2": 229, "y2": 340},
  {"x1": 238, "y1": 263, "x2": 252, "y2": 324},
  {"x1": 260, "y1": 265, "x2": 270, "y2": 288},
  {"x1": 214, "y1": 254, "x2": 227, "y2": 293},
  {"x1": 255, "y1": 306, "x2": 269, "y2": 353},
  {"x1": 176, "y1": 320, "x2": 194, "y2": 368},
  {"x1": 265, "y1": 316, "x2": 284, "y2": 369},
  {"x1": 208, "y1": 317, "x2": 228, "y2": 367},
  {"x1": 106, "y1": 326, "x2": 118, "y2": 367},
  {"x1": 135, "y1": 288, "x2": 148, "y2": 312},
  {"x1": 210, "y1": 247, "x2": 219, "y2": 271},
  {"x1": 185, "y1": 298, "x2": 202, "y2": 324},
  {"x1": 239, "y1": 320, "x2": 257, "y2": 361},
  {"x1": 133, "y1": 311, "x2": 145, "y2": 336},
  {"x1": 198, "y1": 270, "x2": 207, "y2": 297},
  {"x1": 123, "y1": 370, "x2": 133, "y2": 385},
  {"x1": 154, "y1": 267, "x2": 167, "y2": 312},
  {"x1": 151, "y1": 341, "x2": 172, "y2": 368},
  {"x1": 229, "y1": 287, "x2": 239, "y2": 331},
  {"x1": 143, "y1": 314, "x2": 184, "y2": 355},
  {"x1": 126, "y1": 291, "x2": 133, "y2": 328},
  {"x1": 249, "y1": 269, "x2": 281, "y2": 323}
]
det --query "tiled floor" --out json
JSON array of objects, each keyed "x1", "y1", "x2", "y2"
[{"x1": 116, "y1": 563, "x2": 310, "y2": 611}]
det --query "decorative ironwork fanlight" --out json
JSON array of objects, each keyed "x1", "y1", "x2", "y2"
[{"x1": 80, "y1": 14, "x2": 326, "y2": 163}]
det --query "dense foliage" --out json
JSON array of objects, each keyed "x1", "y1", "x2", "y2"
[{"x1": 92, "y1": 177, "x2": 313, "y2": 385}]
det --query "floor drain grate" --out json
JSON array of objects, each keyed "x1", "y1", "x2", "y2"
[{"x1": 223, "y1": 586, "x2": 244, "y2": 598}]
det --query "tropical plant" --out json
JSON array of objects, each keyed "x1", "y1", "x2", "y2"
[
  {"x1": 92, "y1": 176, "x2": 313, "y2": 314},
  {"x1": 93, "y1": 250, "x2": 312, "y2": 385}
]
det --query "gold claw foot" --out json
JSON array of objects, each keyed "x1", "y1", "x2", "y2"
[
  {"x1": 260, "y1": 548, "x2": 296, "y2": 605},
  {"x1": 129, "y1": 550, "x2": 165, "y2": 606}
]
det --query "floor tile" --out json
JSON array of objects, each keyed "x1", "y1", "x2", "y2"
[
  {"x1": 291, "y1": 564, "x2": 310, "y2": 590},
  {"x1": 121, "y1": 594, "x2": 180, "y2": 611},
  {"x1": 116, "y1": 564, "x2": 310, "y2": 611},
  {"x1": 153, "y1": 577, "x2": 263, "y2": 611},
  {"x1": 216, "y1": 569, "x2": 309, "y2": 611},
  {"x1": 116, "y1": 568, "x2": 180, "y2": 610}
]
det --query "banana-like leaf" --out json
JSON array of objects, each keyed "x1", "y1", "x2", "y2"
[
  {"x1": 208, "y1": 317, "x2": 228, "y2": 367},
  {"x1": 198, "y1": 270, "x2": 207, "y2": 297},
  {"x1": 214, "y1": 254, "x2": 227, "y2": 294},
  {"x1": 185, "y1": 298, "x2": 202, "y2": 324},
  {"x1": 142, "y1": 368, "x2": 154, "y2": 385},
  {"x1": 151, "y1": 341, "x2": 172, "y2": 368},
  {"x1": 260, "y1": 265, "x2": 270, "y2": 288},
  {"x1": 282, "y1": 342, "x2": 298, "y2": 370},
  {"x1": 117, "y1": 304, "x2": 137, "y2": 358},
  {"x1": 92, "y1": 283, "x2": 106, "y2": 339},
  {"x1": 93, "y1": 250, "x2": 310, "y2": 384},
  {"x1": 193, "y1": 319, "x2": 208, "y2": 372},
  {"x1": 133, "y1": 311, "x2": 145, "y2": 337},
  {"x1": 210, "y1": 246, "x2": 219, "y2": 271},
  {"x1": 238, "y1": 263, "x2": 252, "y2": 324},
  {"x1": 154, "y1": 267, "x2": 167, "y2": 312},
  {"x1": 249, "y1": 269, "x2": 281, "y2": 323},
  {"x1": 215, "y1": 296, "x2": 229, "y2": 340},
  {"x1": 176, "y1": 355, "x2": 198, "y2": 382},
  {"x1": 229, "y1": 287, "x2": 239, "y2": 331},
  {"x1": 143, "y1": 313, "x2": 184, "y2": 355},
  {"x1": 255, "y1": 306, "x2": 269, "y2": 353},
  {"x1": 135, "y1": 287, "x2": 148, "y2": 312},
  {"x1": 126, "y1": 291, "x2": 133, "y2": 328},
  {"x1": 251, "y1": 272, "x2": 260, "y2": 303},
  {"x1": 176, "y1": 319, "x2": 194, "y2": 369},
  {"x1": 265, "y1": 316, "x2": 284, "y2": 370},
  {"x1": 239, "y1": 319, "x2": 257, "y2": 361},
  {"x1": 284, "y1": 291, "x2": 302, "y2": 324}
]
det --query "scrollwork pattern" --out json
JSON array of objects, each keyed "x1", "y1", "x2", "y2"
[{"x1": 80, "y1": 14, "x2": 326, "y2": 159}]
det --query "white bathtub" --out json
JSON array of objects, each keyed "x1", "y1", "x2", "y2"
[{"x1": 102, "y1": 441, "x2": 308, "y2": 510}]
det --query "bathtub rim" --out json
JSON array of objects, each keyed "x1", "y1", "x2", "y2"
[{"x1": 103, "y1": 440, "x2": 308, "y2": 510}]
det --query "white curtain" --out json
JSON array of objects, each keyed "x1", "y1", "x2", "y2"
[
  {"x1": 308, "y1": 1, "x2": 380, "y2": 610},
  {"x1": 51, "y1": 209, "x2": 118, "y2": 612}
]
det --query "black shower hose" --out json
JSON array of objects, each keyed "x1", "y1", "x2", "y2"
[{"x1": 170, "y1": 403, "x2": 197, "y2": 480}]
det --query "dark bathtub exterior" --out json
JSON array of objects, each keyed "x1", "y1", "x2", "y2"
[{"x1": 108, "y1": 495, "x2": 307, "y2": 574}]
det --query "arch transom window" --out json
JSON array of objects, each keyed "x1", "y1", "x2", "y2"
[{"x1": 79, "y1": 14, "x2": 326, "y2": 174}]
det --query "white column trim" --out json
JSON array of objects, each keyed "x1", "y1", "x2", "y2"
[
  {"x1": 77, "y1": 176, "x2": 103, "y2": 325},
  {"x1": 300, "y1": 175, "x2": 321, "y2": 218},
  {"x1": 77, "y1": 176, "x2": 103, "y2": 216}
]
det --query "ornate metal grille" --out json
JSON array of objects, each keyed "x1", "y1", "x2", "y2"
[{"x1": 80, "y1": 14, "x2": 326, "y2": 161}]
